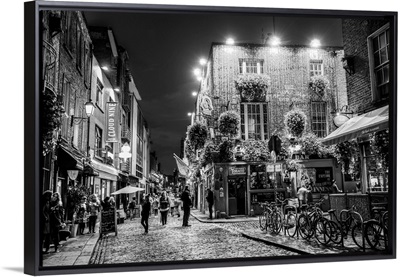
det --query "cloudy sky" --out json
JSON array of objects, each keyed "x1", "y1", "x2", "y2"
[{"x1": 84, "y1": 8, "x2": 343, "y2": 174}]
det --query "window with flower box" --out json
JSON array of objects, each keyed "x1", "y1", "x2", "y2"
[
  {"x1": 240, "y1": 103, "x2": 268, "y2": 140},
  {"x1": 368, "y1": 23, "x2": 390, "y2": 102},
  {"x1": 239, "y1": 59, "x2": 264, "y2": 74}
]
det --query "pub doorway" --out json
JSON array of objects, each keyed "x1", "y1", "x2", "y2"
[{"x1": 228, "y1": 177, "x2": 247, "y2": 215}]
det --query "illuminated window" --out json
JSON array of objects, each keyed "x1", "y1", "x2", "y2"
[
  {"x1": 310, "y1": 60, "x2": 323, "y2": 76},
  {"x1": 311, "y1": 102, "x2": 327, "y2": 138},
  {"x1": 95, "y1": 78, "x2": 104, "y2": 110},
  {"x1": 95, "y1": 125, "x2": 103, "y2": 157},
  {"x1": 240, "y1": 103, "x2": 268, "y2": 140},
  {"x1": 239, "y1": 59, "x2": 264, "y2": 74}
]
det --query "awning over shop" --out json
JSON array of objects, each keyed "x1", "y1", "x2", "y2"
[
  {"x1": 90, "y1": 159, "x2": 119, "y2": 181},
  {"x1": 83, "y1": 164, "x2": 99, "y2": 176},
  {"x1": 322, "y1": 105, "x2": 388, "y2": 145},
  {"x1": 58, "y1": 144, "x2": 84, "y2": 170}
]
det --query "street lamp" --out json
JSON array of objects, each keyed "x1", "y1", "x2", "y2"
[
  {"x1": 192, "y1": 91, "x2": 198, "y2": 96},
  {"x1": 310, "y1": 39, "x2": 321, "y2": 48},
  {"x1": 71, "y1": 100, "x2": 95, "y2": 126},
  {"x1": 193, "y1": 68, "x2": 201, "y2": 76},
  {"x1": 269, "y1": 36, "x2": 281, "y2": 46},
  {"x1": 226, "y1": 38, "x2": 235, "y2": 45},
  {"x1": 187, "y1": 112, "x2": 192, "y2": 116},
  {"x1": 199, "y1": 58, "x2": 207, "y2": 66}
]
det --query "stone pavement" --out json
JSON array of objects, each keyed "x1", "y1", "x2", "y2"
[
  {"x1": 42, "y1": 226, "x2": 99, "y2": 267},
  {"x1": 191, "y1": 209, "x2": 374, "y2": 255},
  {"x1": 89, "y1": 213, "x2": 298, "y2": 264}
]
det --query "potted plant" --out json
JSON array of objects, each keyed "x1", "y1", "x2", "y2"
[
  {"x1": 284, "y1": 109, "x2": 307, "y2": 137},
  {"x1": 299, "y1": 132, "x2": 321, "y2": 158},
  {"x1": 218, "y1": 111, "x2": 240, "y2": 138},
  {"x1": 235, "y1": 74, "x2": 270, "y2": 102},
  {"x1": 188, "y1": 122, "x2": 208, "y2": 150},
  {"x1": 309, "y1": 75, "x2": 330, "y2": 97}
]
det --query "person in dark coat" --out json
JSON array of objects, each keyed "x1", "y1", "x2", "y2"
[
  {"x1": 158, "y1": 191, "x2": 170, "y2": 225},
  {"x1": 181, "y1": 186, "x2": 192, "y2": 227},
  {"x1": 49, "y1": 192, "x2": 65, "y2": 253},
  {"x1": 206, "y1": 188, "x2": 214, "y2": 219},
  {"x1": 141, "y1": 194, "x2": 151, "y2": 234}
]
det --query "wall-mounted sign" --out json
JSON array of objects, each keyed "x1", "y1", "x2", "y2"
[
  {"x1": 200, "y1": 95, "x2": 213, "y2": 116},
  {"x1": 106, "y1": 102, "x2": 120, "y2": 143},
  {"x1": 333, "y1": 114, "x2": 350, "y2": 128},
  {"x1": 228, "y1": 166, "x2": 247, "y2": 176}
]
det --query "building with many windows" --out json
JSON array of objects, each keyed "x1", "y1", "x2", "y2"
[
  {"x1": 189, "y1": 42, "x2": 348, "y2": 216},
  {"x1": 322, "y1": 18, "x2": 391, "y2": 214}
]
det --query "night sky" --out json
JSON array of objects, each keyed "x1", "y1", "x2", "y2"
[{"x1": 84, "y1": 9, "x2": 343, "y2": 174}]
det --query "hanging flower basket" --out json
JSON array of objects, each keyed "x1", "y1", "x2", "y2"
[
  {"x1": 42, "y1": 89, "x2": 65, "y2": 155},
  {"x1": 284, "y1": 109, "x2": 307, "y2": 137},
  {"x1": 188, "y1": 122, "x2": 208, "y2": 150},
  {"x1": 235, "y1": 74, "x2": 270, "y2": 102},
  {"x1": 218, "y1": 111, "x2": 240, "y2": 137},
  {"x1": 200, "y1": 141, "x2": 219, "y2": 167},
  {"x1": 309, "y1": 75, "x2": 330, "y2": 97},
  {"x1": 241, "y1": 140, "x2": 270, "y2": 161},
  {"x1": 285, "y1": 159, "x2": 304, "y2": 172}
]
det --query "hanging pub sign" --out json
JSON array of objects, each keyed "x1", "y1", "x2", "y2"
[{"x1": 106, "y1": 102, "x2": 120, "y2": 143}]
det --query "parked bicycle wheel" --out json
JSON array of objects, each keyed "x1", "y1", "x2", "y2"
[
  {"x1": 327, "y1": 220, "x2": 342, "y2": 244},
  {"x1": 259, "y1": 213, "x2": 267, "y2": 231},
  {"x1": 270, "y1": 212, "x2": 282, "y2": 235},
  {"x1": 285, "y1": 213, "x2": 297, "y2": 237},
  {"x1": 314, "y1": 217, "x2": 332, "y2": 246},
  {"x1": 297, "y1": 214, "x2": 312, "y2": 240},
  {"x1": 365, "y1": 220, "x2": 387, "y2": 251},
  {"x1": 351, "y1": 223, "x2": 365, "y2": 249}
]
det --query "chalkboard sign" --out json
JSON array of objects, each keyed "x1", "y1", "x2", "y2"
[{"x1": 100, "y1": 208, "x2": 117, "y2": 236}]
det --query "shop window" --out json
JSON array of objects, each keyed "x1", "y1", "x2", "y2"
[
  {"x1": 239, "y1": 58, "x2": 264, "y2": 74},
  {"x1": 311, "y1": 101, "x2": 327, "y2": 138},
  {"x1": 368, "y1": 23, "x2": 390, "y2": 102},
  {"x1": 363, "y1": 142, "x2": 388, "y2": 192},
  {"x1": 250, "y1": 164, "x2": 267, "y2": 189},
  {"x1": 240, "y1": 103, "x2": 268, "y2": 140},
  {"x1": 310, "y1": 60, "x2": 323, "y2": 76}
]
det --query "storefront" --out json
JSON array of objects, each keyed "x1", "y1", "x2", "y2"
[
  {"x1": 322, "y1": 105, "x2": 389, "y2": 214},
  {"x1": 90, "y1": 159, "x2": 119, "y2": 200}
]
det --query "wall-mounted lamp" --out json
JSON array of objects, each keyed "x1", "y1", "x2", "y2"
[
  {"x1": 70, "y1": 100, "x2": 95, "y2": 126},
  {"x1": 342, "y1": 56, "x2": 355, "y2": 75}
]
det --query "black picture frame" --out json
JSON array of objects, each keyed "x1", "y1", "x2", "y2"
[{"x1": 24, "y1": 1, "x2": 397, "y2": 276}]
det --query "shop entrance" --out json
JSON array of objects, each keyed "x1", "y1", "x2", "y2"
[{"x1": 228, "y1": 177, "x2": 247, "y2": 215}]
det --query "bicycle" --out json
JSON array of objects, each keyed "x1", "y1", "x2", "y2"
[
  {"x1": 281, "y1": 200, "x2": 298, "y2": 237},
  {"x1": 364, "y1": 207, "x2": 388, "y2": 251},
  {"x1": 326, "y1": 205, "x2": 365, "y2": 250},
  {"x1": 258, "y1": 202, "x2": 272, "y2": 231}
]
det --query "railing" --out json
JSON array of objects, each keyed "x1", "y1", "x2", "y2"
[{"x1": 43, "y1": 40, "x2": 58, "y2": 95}]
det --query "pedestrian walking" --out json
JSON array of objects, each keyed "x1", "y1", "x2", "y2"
[
  {"x1": 49, "y1": 192, "x2": 66, "y2": 253},
  {"x1": 76, "y1": 196, "x2": 88, "y2": 235},
  {"x1": 141, "y1": 194, "x2": 151, "y2": 234},
  {"x1": 128, "y1": 197, "x2": 136, "y2": 220},
  {"x1": 297, "y1": 184, "x2": 310, "y2": 206},
  {"x1": 159, "y1": 191, "x2": 170, "y2": 225},
  {"x1": 88, "y1": 195, "x2": 100, "y2": 234},
  {"x1": 331, "y1": 179, "x2": 343, "y2": 193},
  {"x1": 181, "y1": 186, "x2": 192, "y2": 227},
  {"x1": 306, "y1": 178, "x2": 314, "y2": 204},
  {"x1": 152, "y1": 194, "x2": 159, "y2": 218},
  {"x1": 206, "y1": 188, "x2": 214, "y2": 219}
]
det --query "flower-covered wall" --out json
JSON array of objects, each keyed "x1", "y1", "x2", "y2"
[{"x1": 206, "y1": 43, "x2": 347, "y2": 138}]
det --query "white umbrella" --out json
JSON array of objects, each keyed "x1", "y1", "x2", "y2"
[{"x1": 111, "y1": 185, "x2": 145, "y2": 195}]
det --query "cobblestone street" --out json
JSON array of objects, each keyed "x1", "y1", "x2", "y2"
[{"x1": 89, "y1": 214, "x2": 298, "y2": 264}]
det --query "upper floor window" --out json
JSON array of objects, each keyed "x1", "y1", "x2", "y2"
[
  {"x1": 239, "y1": 59, "x2": 264, "y2": 74},
  {"x1": 95, "y1": 125, "x2": 103, "y2": 157},
  {"x1": 311, "y1": 101, "x2": 327, "y2": 138},
  {"x1": 240, "y1": 103, "x2": 268, "y2": 140},
  {"x1": 96, "y1": 78, "x2": 104, "y2": 110},
  {"x1": 76, "y1": 25, "x2": 83, "y2": 72},
  {"x1": 60, "y1": 76, "x2": 72, "y2": 138},
  {"x1": 310, "y1": 60, "x2": 324, "y2": 77},
  {"x1": 368, "y1": 23, "x2": 390, "y2": 102},
  {"x1": 63, "y1": 12, "x2": 74, "y2": 53}
]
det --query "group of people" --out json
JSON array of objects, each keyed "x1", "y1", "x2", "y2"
[
  {"x1": 134, "y1": 186, "x2": 194, "y2": 234},
  {"x1": 42, "y1": 191, "x2": 107, "y2": 254}
]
